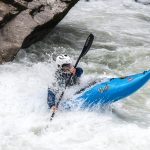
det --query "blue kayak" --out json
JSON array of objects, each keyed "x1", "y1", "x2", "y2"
[{"x1": 62, "y1": 70, "x2": 150, "y2": 109}]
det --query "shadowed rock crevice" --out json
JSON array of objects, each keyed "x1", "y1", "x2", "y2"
[
  {"x1": 30, "y1": 5, "x2": 45, "y2": 17},
  {"x1": 1, "y1": 0, "x2": 28, "y2": 10},
  {"x1": 0, "y1": 0, "x2": 79, "y2": 63},
  {"x1": 0, "y1": 2, "x2": 17, "y2": 28}
]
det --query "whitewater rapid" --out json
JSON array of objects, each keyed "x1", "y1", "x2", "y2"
[{"x1": 0, "y1": 0, "x2": 150, "y2": 150}]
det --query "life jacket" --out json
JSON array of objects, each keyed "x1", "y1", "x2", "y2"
[{"x1": 55, "y1": 67, "x2": 83, "y2": 88}]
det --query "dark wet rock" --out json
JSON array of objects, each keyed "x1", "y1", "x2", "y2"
[
  {"x1": 135, "y1": 0, "x2": 150, "y2": 5},
  {"x1": 0, "y1": 0, "x2": 79, "y2": 63}
]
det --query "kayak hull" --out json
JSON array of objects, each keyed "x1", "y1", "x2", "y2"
[{"x1": 74, "y1": 70, "x2": 150, "y2": 108}]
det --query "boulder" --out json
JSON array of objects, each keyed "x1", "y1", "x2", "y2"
[{"x1": 0, "y1": 0, "x2": 79, "y2": 63}]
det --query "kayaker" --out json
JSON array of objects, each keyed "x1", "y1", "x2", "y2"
[{"x1": 47, "y1": 54, "x2": 83, "y2": 111}]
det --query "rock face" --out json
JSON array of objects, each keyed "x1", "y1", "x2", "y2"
[
  {"x1": 0, "y1": 0, "x2": 79, "y2": 63},
  {"x1": 135, "y1": 0, "x2": 150, "y2": 5}
]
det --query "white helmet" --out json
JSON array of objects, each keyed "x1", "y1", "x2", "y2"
[{"x1": 56, "y1": 54, "x2": 72, "y2": 68}]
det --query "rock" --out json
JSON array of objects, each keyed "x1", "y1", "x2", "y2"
[
  {"x1": 135, "y1": 0, "x2": 150, "y2": 5},
  {"x1": 0, "y1": 0, "x2": 79, "y2": 63},
  {"x1": 0, "y1": 2, "x2": 9, "y2": 22}
]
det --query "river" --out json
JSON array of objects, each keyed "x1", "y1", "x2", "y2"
[{"x1": 0, "y1": 0, "x2": 150, "y2": 150}]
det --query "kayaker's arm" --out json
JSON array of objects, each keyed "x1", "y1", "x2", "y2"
[
  {"x1": 75, "y1": 67, "x2": 83, "y2": 84},
  {"x1": 76, "y1": 67, "x2": 83, "y2": 77},
  {"x1": 47, "y1": 88, "x2": 56, "y2": 109}
]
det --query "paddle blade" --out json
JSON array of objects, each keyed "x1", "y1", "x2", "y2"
[
  {"x1": 74, "y1": 33, "x2": 94, "y2": 68},
  {"x1": 80, "y1": 33, "x2": 94, "y2": 57}
]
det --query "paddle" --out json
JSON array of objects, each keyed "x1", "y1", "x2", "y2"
[{"x1": 50, "y1": 33, "x2": 94, "y2": 121}]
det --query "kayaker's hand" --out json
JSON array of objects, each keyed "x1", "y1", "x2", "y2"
[
  {"x1": 51, "y1": 106, "x2": 57, "y2": 112},
  {"x1": 70, "y1": 66, "x2": 76, "y2": 75}
]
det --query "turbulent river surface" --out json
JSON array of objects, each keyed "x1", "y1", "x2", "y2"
[{"x1": 0, "y1": 0, "x2": 150, "y2": 150}]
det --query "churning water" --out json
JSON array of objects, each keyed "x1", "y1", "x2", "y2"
[{"x1": 0, "y1": 0, "x2": 150, "y2": 150}]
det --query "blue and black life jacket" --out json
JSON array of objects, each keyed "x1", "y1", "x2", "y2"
[{"x1": 55, "y1": 67, "x2": 83, "y2": 87}]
